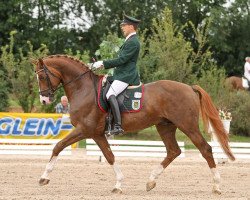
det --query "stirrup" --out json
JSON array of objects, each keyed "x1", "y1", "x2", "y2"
[{"x1": 106, "y1": 125, "x2": 124, "y2": 136}]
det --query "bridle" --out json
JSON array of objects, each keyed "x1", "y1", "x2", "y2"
[{"x1": 35, "y1": 59, "x2": 90, "y2": 100}]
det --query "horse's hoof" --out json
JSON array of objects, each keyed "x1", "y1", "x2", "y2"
[
  {"x1": 39, "y1": 178, "x2": 50, "y2": 186},
  {"x1": 111, "y1": 188, "x2": 122, "y2": 194},
  {"x1": 146, "y1": 181, "x2": 156, "y2": 192},
  {"x1": 212, "y1": 188, "x2": 222, "y2": 195}
]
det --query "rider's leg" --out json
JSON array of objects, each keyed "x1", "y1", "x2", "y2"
[
  {"x1": 108, "y1": 95, "x2": 124, "y2": 134},
  {"x1": 106, "y1": 80, "x2": 128, "y2": 135},
  {"x1": 244, "y1": 76, "x2": 250, "y2": 91}
]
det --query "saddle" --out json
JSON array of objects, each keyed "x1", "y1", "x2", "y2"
[
  {"x1": 97, "y1": 76, "x2": 144, "y2": 135},
  {"x1": 97, "y1": 76, "x2": 144, "y2": 113}
]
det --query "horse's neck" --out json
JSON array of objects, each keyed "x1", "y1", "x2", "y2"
[
  {"x1": 56, "y1": 60, "x2": 86, "y2": 79},
  {"x1": 46, "y1": 57, "x2": 100, "y2": 108},
  {"x1": 63, "y1": 70, "x2": 100, "y2": 107}
]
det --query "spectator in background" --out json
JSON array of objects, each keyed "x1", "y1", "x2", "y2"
[
  {"x1": 244, "y1": 57, "x2": 250, "y2": 81},
  {"x1": 55, "y1": 96, "x2": 70, "y2": 114},
  {"x1": 244, "y1": 57, "x2": 250, "y2": 91}
]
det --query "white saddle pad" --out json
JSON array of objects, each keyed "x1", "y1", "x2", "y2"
[{"x1": 242, "y1": 77, "x2": 249, "y2": 89}]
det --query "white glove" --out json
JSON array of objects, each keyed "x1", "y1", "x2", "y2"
[
  {"x1": 92, "y1": 61, "x2": 104, "y2": 70},
  {"x1": 86, "y1": 63, "x2": 93, "y2": 69}
]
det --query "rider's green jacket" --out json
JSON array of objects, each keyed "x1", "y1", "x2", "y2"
[{"x1": 103, "y1": 34, "x2": 140, "y2": 85}]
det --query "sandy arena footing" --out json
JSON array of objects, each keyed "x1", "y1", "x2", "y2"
[{"x1": 0, "y1": 149, "x2": 249, "y2": 200}]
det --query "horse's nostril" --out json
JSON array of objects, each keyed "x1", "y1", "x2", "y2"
[{"x1": 42, "y1": 100, "x2": 46, "y2": 105}]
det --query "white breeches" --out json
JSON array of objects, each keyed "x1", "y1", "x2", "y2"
[
  {"x1": 106, "y1": 80, "x2": 129, "y2": 99},
  {"x1": 244, "y1": 73, "x2": 250, "y2": 81}
]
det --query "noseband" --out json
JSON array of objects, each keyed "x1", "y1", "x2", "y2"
[{"x1": 35, "y1": 60, "x2": 90, "y2": 99}]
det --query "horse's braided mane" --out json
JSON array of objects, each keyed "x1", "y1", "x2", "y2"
[{"x1": 45, "y1": 54, "x2": 88, "y2": 68}]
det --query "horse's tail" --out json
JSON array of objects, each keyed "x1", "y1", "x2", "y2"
[{"x1": 192, "y1": 85, "x2": 235, "y2": 161}]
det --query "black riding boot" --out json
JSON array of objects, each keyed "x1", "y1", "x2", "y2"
[{"x1": 108, "y1": 95, "x2": 124, "y2": 135}]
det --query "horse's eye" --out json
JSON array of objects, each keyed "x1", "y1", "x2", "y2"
[{"x1": 39, "y1": 76, "x2": 45, "y2": 81}]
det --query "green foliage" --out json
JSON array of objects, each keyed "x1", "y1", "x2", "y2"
[
  {"x1": 209, "y1": 0, "x2": 250, "y2": 75},
  {"x1": 0, "y1": 0, "x2": 86, "y2": 55},
  {"x1": 138, "y1": 8, "x2": 213, "y2": 84},
  {"x1": 217, "y1": 91, "x2": 250, "y2": 136},
  {"x1": 195, "y1": 66, "x2": 250, "y2": 136},
  {"x1": 138, "y1": 8, "x2": 192, "y2": 83},
  {"x1": 195, "y1": 67, "x2": 250, "y2": 136},
  {"x1": 0, "y1": 69, "x2": 9, "y2": 111},
  {"x1": 188, "y1": 19, "x2": 214, "y2": 74},
  {"x1": 64, "y1": 49, "x2": 90, "y2": 63},
  {"x1": 93, "y1": 32, "x2": 124, "y2": 75},
  {"x1": 95, "y1": 32, "x2": 124, "y2": 60},
  {"x1": 196, "y1": 66, "x2": 227, "y2": 102},
  {"x1": 0, "y1": 31, "x2": 49, "y2": 112},
  {"x1": 81, "y1": 0, "x2": 168, "y2": 54},
  {"x1": 0, "y1": 0, "x2": 249, "y2": 78}
]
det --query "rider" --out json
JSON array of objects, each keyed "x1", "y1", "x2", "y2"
[
  {"x1": 244, "y1": 57, "x2": 250, "y2": 90},
  {"x1": 92, "y1": 14, "x2": 141, "y2": 135}
]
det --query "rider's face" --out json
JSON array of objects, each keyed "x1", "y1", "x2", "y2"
[{"x1": 120, "y1": 24, "x2": 134, "y2": 37}]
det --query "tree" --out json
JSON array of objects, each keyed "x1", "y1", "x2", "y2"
[
  {"x1": 209, "y1": 0, "x2": 250, "y2": 75},
  {"x1": 0, "y1": 0, "x2": 86, "y2": 55},
  {"x1": 78, "y1": 0, "x2": 168, "y2": 55},
  {"x1": 0, "y1": 31, "x2": 49, "y2": 112},
  {"x1": 138, "y1": 8, "x2": 212, "y2": 84},
  {"x1": 0, "y1": 68, "x2": 9, "y2": 111}
]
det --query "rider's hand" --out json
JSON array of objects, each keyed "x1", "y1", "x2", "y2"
[
  {"x1": 92, "y1": 61, "x2": 104, "y2": 70},
  {"x1": 86, "y1": 63, "x2": 93, "y2": 69}
]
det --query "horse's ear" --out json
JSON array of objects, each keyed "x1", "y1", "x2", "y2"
[
  {"x1": 30, "y1": 58, "x2": 38, "y2": 65},
  {"x1": 38, "y1": 58, "x2": 44, "y2": 65}
]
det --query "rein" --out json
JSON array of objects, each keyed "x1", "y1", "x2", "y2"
[{"x1": 36, "y1": 61, "x2": 90, "y2": 98}]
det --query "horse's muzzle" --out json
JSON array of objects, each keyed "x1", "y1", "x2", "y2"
[{"x1": 40, "y1": 95, "x2": 52, "y2": 105}]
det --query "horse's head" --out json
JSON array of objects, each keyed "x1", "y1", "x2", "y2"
[{"x1": 34, "y1": 58, "x2": 62, "y2": 105}]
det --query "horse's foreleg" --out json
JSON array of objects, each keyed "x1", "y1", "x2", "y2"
[
  {"x1": 39, "y1": 127, "x2": 85, "y2": 186},
  {"x1": 93, "y1": 135, "x2": 124, "y2": 194},
  {"x1": 147, "y1": 123, "x2": 180, "y2": 192}
]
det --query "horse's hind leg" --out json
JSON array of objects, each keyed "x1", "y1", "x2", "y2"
[
  {"x1": 180, "y1": 125, "x2": 221, "y2": 194},
  {"x1": 147, "y1": 122, "x2": 181, "y2": 192},
  {"x1": 39, "y1": 126, "x2": 85, "y2": 186}
]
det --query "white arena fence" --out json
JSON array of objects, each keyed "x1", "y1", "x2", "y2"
[
  {"x1": 209, "y1": 142, "x2": 250, "y2": 160},
  {"x1": 86, "y1": 139, "x2": 185, "y2": 161},
  {"x1": 0, "y1": 139, "x2": 71, "y2": 155}
]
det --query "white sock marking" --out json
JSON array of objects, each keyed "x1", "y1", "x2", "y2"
[
  {"x1": 211, "y1": 167, "x2": 221, "y2": 191},
  {"x1": 41, "y1": 156, "x2": 58, "y2": 179},
  {"x1": 149, "y1": 164, "x2": 164, "y2": 181},
  {"x1": 113, "y1": 163, "x2": 124, "y2": 189}
]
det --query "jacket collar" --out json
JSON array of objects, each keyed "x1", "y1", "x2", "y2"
[{"x1": 125, "y1": 32, "x2": 136, "y2": 41}]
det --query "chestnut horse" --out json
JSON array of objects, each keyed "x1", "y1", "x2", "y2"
[
  {"x1": 225, "y1": 76, "x2": 247, "y2": 90},
  {"x1": 35, "y1": 55, "x2": 235, "y2": 194}
]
